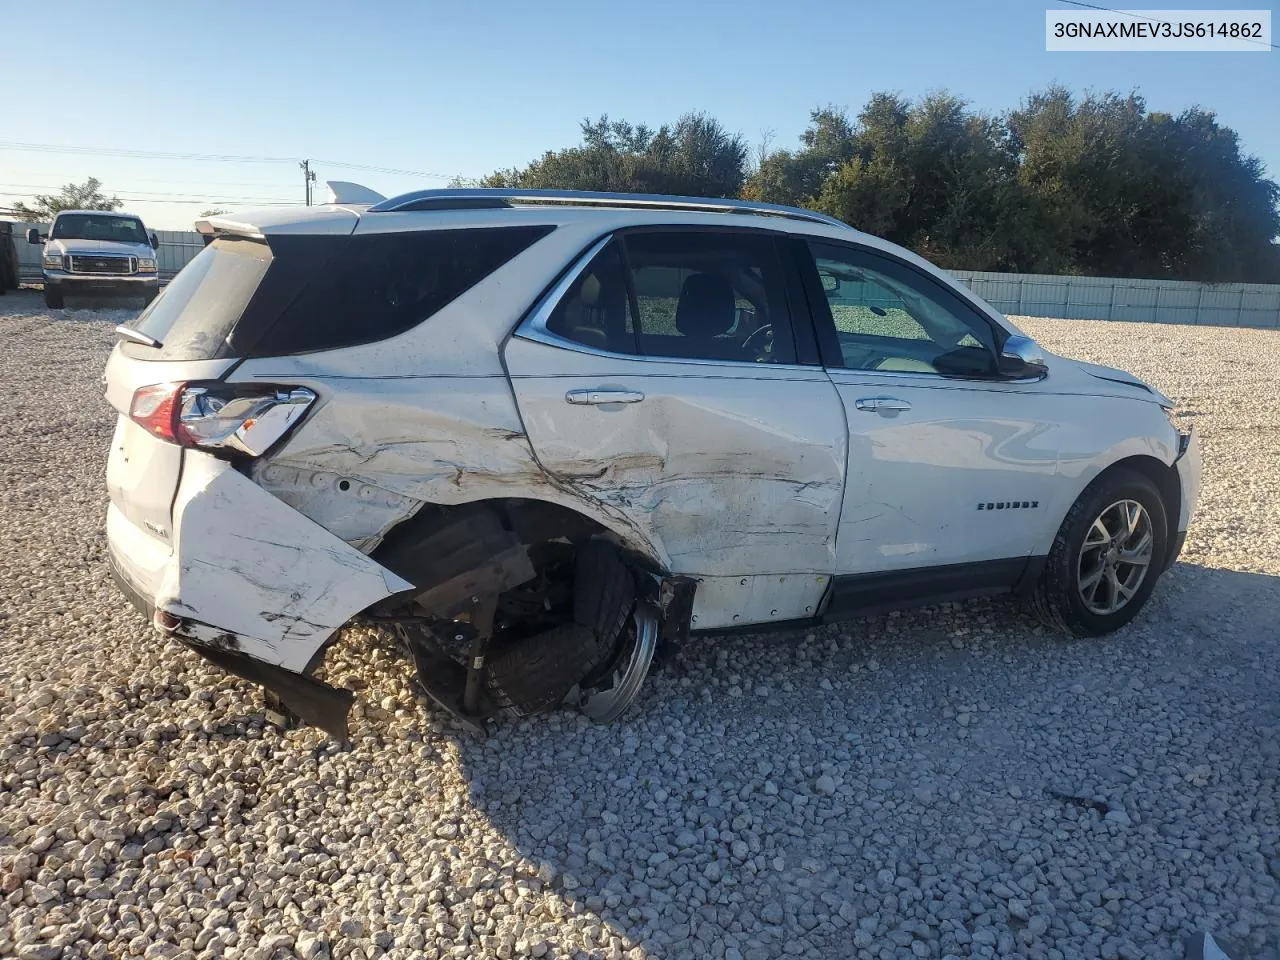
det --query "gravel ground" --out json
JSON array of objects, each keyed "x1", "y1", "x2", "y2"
[{"x1": 1, "y1": 289, "x2": 1277, "y2": 960}]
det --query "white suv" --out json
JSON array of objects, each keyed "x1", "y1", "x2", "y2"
[{"x1": 104, "y1": 185, "x2": 1201, "y2": 738}]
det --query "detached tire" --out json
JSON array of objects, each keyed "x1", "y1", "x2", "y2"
[
  {"x1": 573, "y1": 539, "x2": 635, "y2": 656},
  {"x1": 1032, "y1": 468, "x2": 1168, "y2": 637},
  {"x1": 487, "y1": 622, "x2": 600, "y2": 716},
  {"x1": 44, "y1": 286, "x2": 64, "y2": 309}
]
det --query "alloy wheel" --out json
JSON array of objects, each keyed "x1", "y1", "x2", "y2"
[{"x1": 1076, "y1": 499, "x2": 1155, "y2": 616}]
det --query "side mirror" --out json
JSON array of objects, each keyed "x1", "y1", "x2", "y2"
[
  {"x1": 149, "y1": 233, "x2": 159, "y2": 249},
  {"x1": 998, "y1": 335, "x2": 1048, "y2": 380},
  {"x1": 27, "y1": 228, "x2": 42, "y2": 244},
  {"x1": 819, "y1": 272, "x2": 839, "y2": 294}
]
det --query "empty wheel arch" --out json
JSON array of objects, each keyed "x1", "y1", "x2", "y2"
[{"x1": 365, "y1": 497, "x2": 688, "y2": 726}]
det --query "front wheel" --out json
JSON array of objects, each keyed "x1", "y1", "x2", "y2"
[
  {"x1": 1031, "y1": 468, "x2": 1168, "y2": 636},
  {"x1": 44, "y1": 286, "x2": 65, "y2": 309}
]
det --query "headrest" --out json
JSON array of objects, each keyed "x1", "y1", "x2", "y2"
[
  {"x1": 579, "y1": 273, "x2": 602, "y2": 307},
  {"x1": 675, "y1": 273, "x2": 735, "y2": 339}
]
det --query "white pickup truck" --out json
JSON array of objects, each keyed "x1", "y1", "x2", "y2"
[{"x1": 29, "y1": 210, "x2": 160, "y2": 308}]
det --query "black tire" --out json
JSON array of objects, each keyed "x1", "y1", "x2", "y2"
[
  {"x1": 573, "y1": 539, "x2": 635, "y2": 655},
  {"x1": 487, "y1": 622, "x2": 600, "y2": 716},
  {"x1": 44, "y1": 286, "x2": 64, "y2": 309},
  {"x1": 143, "y1": 289, "x2": 158, "y2": 306},
  {"x1": 1031, "y1": 468, "x2": 1168, "y2": 637}
]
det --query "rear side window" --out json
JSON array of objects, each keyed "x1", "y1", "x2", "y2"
[
  {"x1": 545, "y1": 240, "x2": 637, "y2": 354},
  {"x1": 123, "y1": 226, "x2": 554, "y2": 361},
  {"x1": 250, "y1": 226, "x2": 554, "y2": 357}
]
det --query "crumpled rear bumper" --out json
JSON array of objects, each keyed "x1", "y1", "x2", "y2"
[{"x1": 106, "y1": 451, "x2": 413, "y2": 737}]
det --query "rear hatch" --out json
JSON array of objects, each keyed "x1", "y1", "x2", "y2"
[
  {"x1": 104, "y1": 231, "x2": 345, "y2": 543},
  {"x1": 104, "y1": 208, "x2": 556, "y2": 544}
]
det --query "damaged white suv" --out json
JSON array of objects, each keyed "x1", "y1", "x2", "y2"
[{"x1": 105, "y1": 185, "x2": 1201, "y2": 738}]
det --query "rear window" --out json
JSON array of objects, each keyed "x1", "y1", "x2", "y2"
[
  {"x1": 128, "y1": 239, "x2": 277, "y2": 360},
  {"x1": 123, "y1": 226, "x2": 555, "y2": 361}
]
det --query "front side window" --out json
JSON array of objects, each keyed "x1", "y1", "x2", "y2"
[
  {"x1": 809, "y1": 242, "x2": 998, "y2": 377},
  {"x1": 544, "y1": 230, "x2": 797, "y2": 364}
]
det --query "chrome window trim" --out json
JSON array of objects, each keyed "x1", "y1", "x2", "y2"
[
  {"x1": 826, "y1": 367, "x2": 1046, "y2": 388},
  {"x1": 515, "y1": 233, "x2": 818, "y2": 373}
]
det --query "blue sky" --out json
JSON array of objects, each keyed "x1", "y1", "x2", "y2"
[{"x1": 3, "y1": 0, "x2": 1276, "y2": 228}]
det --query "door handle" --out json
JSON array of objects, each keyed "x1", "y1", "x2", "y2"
[
  {"x1": 855, "y1": 396, "x2": 912, "y2": 413},
  {"x1": 565, "y1": 388, "x2": 645, "y2": 406}
]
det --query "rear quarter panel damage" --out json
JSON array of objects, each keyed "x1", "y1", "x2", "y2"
[
  {"x1": 159, "y1": 452, "x2": 412, "y2": 671},
  {"x1": 228, "y1": 220, "x2": 688, "y2": 567}
]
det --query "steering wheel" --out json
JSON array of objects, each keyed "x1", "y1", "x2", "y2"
[{"x1": 740, "y1": 323, "x2": 774, "y2": 361}]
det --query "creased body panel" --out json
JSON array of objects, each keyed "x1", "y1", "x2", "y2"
[
  {"x1": 156, "y1": 453, "x2": 412, "y2": 671},
  {"x1": 231, "y1": 373, "x2": 664, "y2": 563},
  {"x1": 503, "y1": 336, "x2": 848, "y2": 579}
]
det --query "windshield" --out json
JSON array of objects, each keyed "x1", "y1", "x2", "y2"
[{"x1": 51, "y1": 214, "x2": 148, "y2": 245}]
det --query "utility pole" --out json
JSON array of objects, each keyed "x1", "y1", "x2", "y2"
[{"x1": 300, "y1": 159, "x2": 316, "y2": 206}]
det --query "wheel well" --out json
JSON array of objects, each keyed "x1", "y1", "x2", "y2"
[
  {"x1": 372, "y1": 498, "x2": 614, "y2": 586},
  {"x1": 1094, "y1": 455, "x2": 1181, "y2": 545}
]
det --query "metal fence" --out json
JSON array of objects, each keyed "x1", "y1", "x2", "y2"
[
  {"x1": 7, "y1": 221, "x2": 1280, "y2": 328},
  {"x1": 10, "y1": 222, "x2": 203, "y2": 281},
  {"x1": 950, "y1": 269, "x2": 1280, "y2": 328}
]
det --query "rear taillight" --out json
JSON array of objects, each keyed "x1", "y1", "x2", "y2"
[
  {"x1": 128, "y1": 382, "x2": 316, "y2": 457},
  {"x1": 129, "y1": 383, "x2": 183, "y2": 441}
]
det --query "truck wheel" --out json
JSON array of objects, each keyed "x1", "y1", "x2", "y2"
[
  {"x1": 1031, "y1": 468, "x2": 1168, "y2": 637},
  {"x1": 44, "y1": 286, "x2": 64, "y2": 309}
]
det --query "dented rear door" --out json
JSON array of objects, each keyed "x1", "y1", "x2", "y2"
[{"x1": 506, "y1": 340, "x2": 846, "y2": 574}]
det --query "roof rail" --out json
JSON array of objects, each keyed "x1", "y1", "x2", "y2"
[{"x1": 366, "y1": 188, "x2": 847, "y2": 228}]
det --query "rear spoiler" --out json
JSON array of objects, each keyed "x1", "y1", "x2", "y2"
[
  {"x1": 194, "y1": 182, "x2": 379, "y2": 241},
  {"x1": 194, "y1": 216, "x2": 264, "y2": 240}
]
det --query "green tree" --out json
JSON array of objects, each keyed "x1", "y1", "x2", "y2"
[
  {"x1": 752, "y1": 93, "x2": 1043, "y2": 271},
  {"x1": 11, "y1": 178, "x2": 121, "y2": 221},
  {"x1": 480, "y1": 113, "x2": 748, "y2": 198},
  {"x1": 479, "y1": 89, "x2": 1280, "y2": 282},
  {"x1": 1009, "y1": 87, "x2": 1280, "y2": 281},
  {"x1": 743, "y1": 105, "x2": 857, "y2": 206}
]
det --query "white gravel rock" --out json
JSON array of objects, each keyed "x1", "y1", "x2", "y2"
[{"x1": 0, "y1": 293, "x2": 1278, "y2": 959}]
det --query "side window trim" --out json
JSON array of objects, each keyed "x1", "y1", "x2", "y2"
[
  {"x1": 799, "y1": 239, "x2": 1007, "y2": 377},
  {"x1": 518, "y1": 227, "x2": 823, "y2": 369},
  {"x1": 518, "y1": 233, "x2": 618, "y2": 356}
]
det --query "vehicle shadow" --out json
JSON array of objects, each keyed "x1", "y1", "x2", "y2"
[{"x1": 443, "y1": 560, "x2": 1280, "y2": 959}]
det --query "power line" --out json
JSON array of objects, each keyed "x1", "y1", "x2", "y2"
[
  {"x1": 0, "y1": 140, "x2": 296, "y2": 163},
  {"x1": 0, "y1": 140, "x2": 473, "y2": 180},
  {"x1": 310, "y1": 158, "x2": 463, "y2": 181},
  {"x1": 0, "y1": 183, "x2": 303, "y2": 203},
  {"x1": 1054, "y1": 0, "x2": 1280, "y2": 48},
  {"x1": 0, "y1": 191, "x2": 304, "y2": 207}
]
